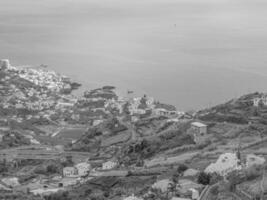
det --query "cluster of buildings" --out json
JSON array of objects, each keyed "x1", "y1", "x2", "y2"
[
  {"x1": 205, "y1": 152, "x2": 266, "y2": 177},
  {"x1": 104, "y1": 97, "x2": 124, "y2": 114},
  {"x1": 63, "y1": 162, "x2": 91, "y2": 178},
  {"x1": 126, "y1": 95, "x2": 185, "y2": 119},
  {"x1": 128, "y1": 167, "x2": 202, "y2": 200},
  {"x1": 62, "y1": 160, "x2": 118, "y2": 179},
  {"x1": 253, "y1": 94, "x2": 267, "y2": 107},
  {"x1": 0, "y1": 60, "x2": 81, "y2": 125},
  {"x1": 18, "y1": 67, "x2": 71, "y2": 92}
]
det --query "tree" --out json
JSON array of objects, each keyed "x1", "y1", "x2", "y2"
[
  {"x1": 210, "y1": 185, "x2": 219, "y2": 196},
  {"x1": 47, "y1": 164, "x2": 58, "y2": 174},
  {"x1": 177, "y1": 164, "x2": 188, "y2": 175},
  {"x1": 197, "y1": 172, "x2": 211, "y2": 185},
  {"x1": 210, "y1": 173, "x2": 223, "y2": 185}
]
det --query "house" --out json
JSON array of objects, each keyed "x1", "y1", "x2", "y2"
[
  {"x1": 152, "y1": 179, "x2": 172, "y2": 193},
  {"x1": 262, "y1": 96, "x2": 267, "y2": 106},
  {"x1": 59, "y1": 177, "x2": 79, "y2": 187},
  {"x1": 75, "y1": 162, "x2": 91, "y2": 176},
  {"x1": 190, "y1": 122, "x2": 207, "y2": 144},
  {"x1": 253, "y1": 98, "x2": 261, "y2": 107},
  {"x1": 246, "y1": 154, "x2": 265, "y2": 168},
  {"x1": 63, "y1": 167, "x2": 78, "y2": 177},
  {"x1": 189, "y1": 188, "x2": 199, "y2": 200},
  {"x1": 171, "y1": 198, "x2": 191, "y2": 200},
  {"x1": 123, "y1": 195, "x2": 143, "y2": 200},
  {"x1": 102, "y1": 161, "x2": 118, "y2": 170},
  {"x1": 93, "y1": 119, "x2": 103, "y2": 126},
  {"x1": 205, "y1": 153, "x2": 242, "y2": 176},
  {"x1": 31, "y1": 188, "x2": 63, "y2": 196},
  {"x1": 153, "y1": 108, "x2": 177, "y2": 117},
  {"x1": 1, "y1": 177, "x2": 20, "y2": 188}
]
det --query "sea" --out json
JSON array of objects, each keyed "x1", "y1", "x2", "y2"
[{"x1": 1, "y1": 0, "x2": 267, "y2": 111}]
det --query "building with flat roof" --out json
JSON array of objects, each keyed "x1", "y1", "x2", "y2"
[{"x1": 190, "y1": 122, "x2": 207, "y2": 144}]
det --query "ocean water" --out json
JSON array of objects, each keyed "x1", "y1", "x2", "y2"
[{"x1": 1, "y1": 0, "x2": 267, "y2": 110}]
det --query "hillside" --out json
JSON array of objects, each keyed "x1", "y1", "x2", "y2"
[{"x1": 0, "y1": 61, "x2": 267, "y2": 200}]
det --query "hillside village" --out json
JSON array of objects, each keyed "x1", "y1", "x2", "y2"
[{"x1": 0, "y1": 60, "x2": 266, "y2": 200}]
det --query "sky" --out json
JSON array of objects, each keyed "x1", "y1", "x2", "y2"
[{"x1": 1, "y1": 0, "x2": 267, "y2": 110}]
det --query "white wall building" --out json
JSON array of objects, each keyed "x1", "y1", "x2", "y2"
[
  {"x1": 102, "y1": 161, "x2": 118, "y2": 170},
  {"x1": 189, "y1": 188, "x2": 199, "y2": 200},
  {"x1": 1, "y1": 177, "x2": 20, "y2": 188},
  {"x1": 75, "y1": 162, "x2": 91, "y2": 176},
  {"x1": 123, "y1": 195, "x2": 143, "y2": 200},
  {"x1": 63, "y1": 167, "x2": 78, "y2": 177},
  {"x1": 151, "y1": 179, "x2": 172, "y2": 193},
  {"x1": 253, "y1": 95, "x2": 267, "y2": 107},
  {"x1": 205, "y1": 153, "x2": 242, "y2": 176},
  {"x1": 191, "y1": 122, "x2": 207, "y2": 135}
]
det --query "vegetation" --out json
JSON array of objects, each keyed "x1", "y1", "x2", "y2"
[{"x1": 197, "y1": 171, "x2": 211, "y2": 185}]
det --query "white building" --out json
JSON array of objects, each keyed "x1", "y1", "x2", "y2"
[
  {"x1": 205, "y1": 153, "x2": 242, "y2": 176},
  {"x1": 253, "y1": 98, "x2": 261, "y2": 107},
  {"x1": 246, "y1": 154, "x2": 265, "y2": 168},
  {"x1": 123, "y1": 195, "x2": 143, "y2": 200},
  {"x1": 31, "y1": 188, "x2": 63, "y2": 196},
  {"x1": 102, "y1": 161, "x2": 118, "y2": 170},
  {"x1": 189, "y1": 188, "x2": 199, "y2": 200},
  {"x1": 171, "y1": 198, "x2": 191, "y2": 200},
  {"x1": 153, "y1": 108, "x2": 177, "y2": 117},
  {"x1": 191, "y1": 122, "x2": 207, "y2": 135},
  {"x1": 63, "y1": 167, "x2": 78, "y2": 177},
  {"x1": 93, "y1": 119, "x2": 103, "y2": 126},
  {"x1": 253, "y1": 95, "x2": 267, "y2": 107},
  {"x1": 152, "y1": 179, "x2": 172, "y2": 193},
  {"x1": 75, "y1": 162, "x2": 91, "y2": 176},
  {"x1": 1, "y1": 177, "x2": 20, "y2": 188}
]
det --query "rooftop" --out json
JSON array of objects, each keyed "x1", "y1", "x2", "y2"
[{"x1": 191, "y1": 122, "x2": 207, "y2": 128}]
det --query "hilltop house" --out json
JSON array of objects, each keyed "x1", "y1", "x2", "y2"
[{"x1": 190, "y1": 122, "x2": 207, "y2": 144}]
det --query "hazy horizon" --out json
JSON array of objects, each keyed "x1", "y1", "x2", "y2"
[{"x1": 1, "y1": 0, "x2": 267, "y2": 110}]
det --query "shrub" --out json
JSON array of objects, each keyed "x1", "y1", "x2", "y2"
[
  {"x1": 210, "y1": 185, "x2": 219, "y2": 196},
  {"x1": 197, "y1": 172, "x2": 211, "y2": 185}
]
